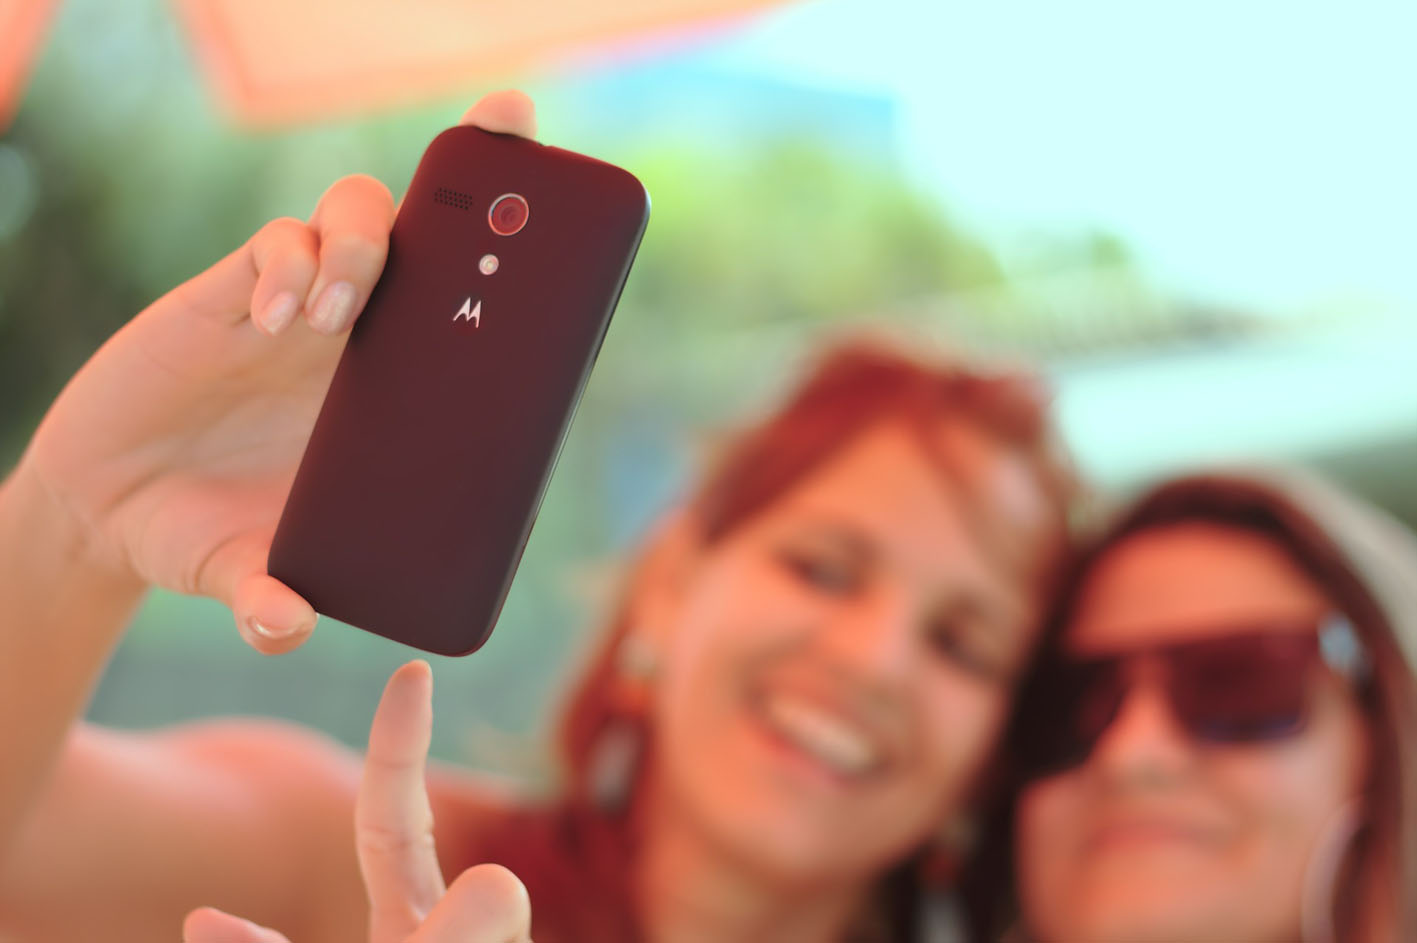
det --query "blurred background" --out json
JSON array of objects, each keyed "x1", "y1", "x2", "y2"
[{"x1": 2, "y1": 0, "x2": 1413, "y2": 784}]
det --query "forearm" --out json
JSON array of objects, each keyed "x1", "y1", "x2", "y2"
[{"x1": 0, "y1": 464, "x2": 149, "y2": 855}]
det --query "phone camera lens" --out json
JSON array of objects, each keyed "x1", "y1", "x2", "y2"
[{"x1": 488, "y1": 193, "x2": 529, "y2": 236}]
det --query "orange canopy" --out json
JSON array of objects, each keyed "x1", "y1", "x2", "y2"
[
  {"x1": 176, "y1": 0, "x2": 793, "y2": 125},
  {"x1": 0, "y1": 0, "x2": 60, "y2": 129},
  {"x1": 2, "y1": 0, "x2": 790, "y2": 130}
]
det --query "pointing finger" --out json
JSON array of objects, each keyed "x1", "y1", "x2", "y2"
[{"x1": 357, "y1": 660, "x2": 447, "y2": 943}]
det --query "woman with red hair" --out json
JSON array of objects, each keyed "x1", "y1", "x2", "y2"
[{"x1": 0, "y1": 91, "x2": 1076, "y2": 942}]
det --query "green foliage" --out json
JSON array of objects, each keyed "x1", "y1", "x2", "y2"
[{"x1": 619, "y1": 141, "x2": 1006, "y2": 332}]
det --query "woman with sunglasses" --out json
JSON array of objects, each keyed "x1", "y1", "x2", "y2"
[{"x1": 996, "y1": 469, "x2": 1417, "y2": 942}]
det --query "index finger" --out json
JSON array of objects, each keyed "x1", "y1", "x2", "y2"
[{"x1": 356, "y1": 660, "x2": 447, "y2": 943}]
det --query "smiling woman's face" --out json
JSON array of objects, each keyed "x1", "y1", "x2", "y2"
[
  {"x1": 1016, "y1": 522, "x2": 1371, "y2": 943},
  {"x1": 637, "y1": 419, "x2": 1050, "y2": 884}
]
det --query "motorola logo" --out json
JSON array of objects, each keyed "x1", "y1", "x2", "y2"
[{"x1": 452, "y1": 296, "x2": 482, "y2": 328}]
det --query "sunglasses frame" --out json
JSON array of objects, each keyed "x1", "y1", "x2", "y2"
[{"x1": 1017, "y1": 613, "x2": 1370, "y2": 779}]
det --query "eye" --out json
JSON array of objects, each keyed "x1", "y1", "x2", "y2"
[
  {"x1": 927, "y1": 617, "x2": 1004, "y2": 680},
  {"x1": 778, "y1": 547, "x2": 862, "y2": 596}
]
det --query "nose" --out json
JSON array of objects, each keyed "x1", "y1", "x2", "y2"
[
  {"x1": 814, "y1": 586, "x2": 918, "y2": 685},
  {"x1": 1087, "y1": 674, "x2": 1198, "y2": 788}
]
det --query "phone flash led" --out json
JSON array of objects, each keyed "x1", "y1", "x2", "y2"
[{"x1": 479, "y1": 254, "x2": 499, "y2": 275}]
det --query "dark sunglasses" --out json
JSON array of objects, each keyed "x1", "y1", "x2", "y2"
[{"x1": 1015, "y1": 614, "x2": 1370, "y2": 780}]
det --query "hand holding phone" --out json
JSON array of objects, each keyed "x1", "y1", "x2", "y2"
[
  {"x1": 9, "y1": 93, "x2": 542, "y2": 660},
  {"x1": 267, "y1": 114, "x2": 650, "y2": 655}
]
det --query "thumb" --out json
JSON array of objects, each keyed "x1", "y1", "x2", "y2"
[
  {"x1": 199, "y1": 529, "x2": 318, "y2": 654},
  {"x1": 182, "y1": 907, "x2": 293, "y2": 943},
  {"x1": 411, "y1": 864, "x2": 533, "y2": 943}
]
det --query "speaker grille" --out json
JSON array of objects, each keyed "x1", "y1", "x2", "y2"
[{"x1": 433, "y1": 187, "x2": 475, "y2": 211}]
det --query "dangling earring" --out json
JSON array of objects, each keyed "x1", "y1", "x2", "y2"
[
  {"x1": 912, "y1": 812, "x2": 979, "y2": 941},
  {"x1": 920, "y1": 812, "x2": 979, "y2": 887},
  {"x1": 588, "y1": 633, "x2": 657, "y2": 814}
]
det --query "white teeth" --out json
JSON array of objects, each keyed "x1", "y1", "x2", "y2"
[{"x1": 761, "y1": 694, "x2": 881, "y2": 777}]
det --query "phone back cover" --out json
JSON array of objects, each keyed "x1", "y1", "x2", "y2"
[{"x1": 268, "y1": 127, "x2": 649, "y2": 655}]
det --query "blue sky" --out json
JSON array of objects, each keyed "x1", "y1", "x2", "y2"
[{"x1": 680, "y1": 0, "x2": 1416, "y2": 310}]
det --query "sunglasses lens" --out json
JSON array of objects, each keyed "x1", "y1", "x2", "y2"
[
  {"x1": 1169, "y1": 634, "x2": 1314, "y2": 741},
  {"x1": 1017, "y1": 632, "x2": 1322, "y2": 778},
  {"x1": 1018, "y1": 658, "x2": 1124, "y2": 778}
]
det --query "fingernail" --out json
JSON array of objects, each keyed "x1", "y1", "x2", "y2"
[
  {"x1": 310, "y1": 281, "x2": 356, "y2": 334},
  {"x1": 248, "y1": 614, "x2": 297, "y2": 640},
  {"x1": 258, "y1": 291, "x2": 298, "y2": 335}
]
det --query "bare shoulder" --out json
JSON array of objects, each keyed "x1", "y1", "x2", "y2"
[
  {"x1": 160, "y1": 718, "x2": 533, "y2": 885},
  {"x1": 150, "y1": 717, "x2": 370, "y2": 942},
  {"x1": 3, "y1": 720, "x2": 369, "y2": 943},
  {"x1": 154, "y1": 719, "x2": 533, "y2": 934},
  {"x1": 152, "y1": 715, "x2": 362, "y2": 787}
]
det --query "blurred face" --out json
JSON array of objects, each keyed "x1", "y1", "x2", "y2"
[
  {"x1": 639, "y1": 419, "x2": 1052, "y2": 885},
  {"x1": 1017, "y1": 523, "x2": 1371, "y2": 942}
]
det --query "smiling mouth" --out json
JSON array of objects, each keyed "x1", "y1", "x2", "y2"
[
  {"x1": 1086, "y1": 820, "x2": 1216, "y2": 855},
  {"x1": 754, "y1": 690, "x2": 887, "y2": 782}
]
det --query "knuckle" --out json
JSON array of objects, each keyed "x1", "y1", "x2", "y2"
[
  {"x1": 250, "y1": 217, "x2": 316, "y2": 273},
  {"x1": 360, "y1": 749, "x2": 426, "y2": 774},
  {"x1": 347, "y1": 172, "x2": 394, "y2": 204},
  {"x1": 355, "y1": 816, "x2": 436, "y2": 856},
  {"x1": 323, "y1": 173, "x2": 394, "y2": 211},
  {"x1": 255, "y1": 216, "x2": 310, "y2": 246},
  {"x1": 322, "y1": 229, "x2": 387, "y2": 270}
]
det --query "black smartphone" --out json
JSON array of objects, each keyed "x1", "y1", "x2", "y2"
[{"x1": 267, "y1": 126, "x2": 650, "y2": 656}]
